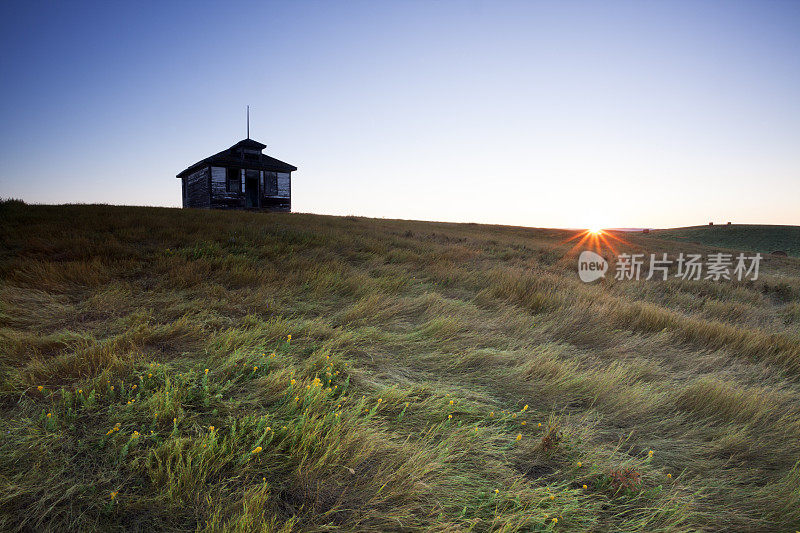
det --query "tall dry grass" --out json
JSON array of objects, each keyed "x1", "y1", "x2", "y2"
[{"x1": 1, "y1": 202, "x2": 799, "y2": 531}]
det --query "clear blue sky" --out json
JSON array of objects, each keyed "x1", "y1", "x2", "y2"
[{"x1": 1, "y1": 0, "x2": 798, "y2": 228}]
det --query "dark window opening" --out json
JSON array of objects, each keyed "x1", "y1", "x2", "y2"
[{"x1": 226, "y1": 168, "x2": 241, "y2": 193}]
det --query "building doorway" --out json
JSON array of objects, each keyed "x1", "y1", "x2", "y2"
[{"x1": 245, "y1": 170, "x2": 259, "y2": 208}]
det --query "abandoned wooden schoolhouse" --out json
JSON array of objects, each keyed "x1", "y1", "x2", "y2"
[{"x1": 176, "y1": 138, "x2": 297, "y2": 211}]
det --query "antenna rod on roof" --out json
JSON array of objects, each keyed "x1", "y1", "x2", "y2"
[{"x1": 247, "y1": 105, "x2": 250, "y2": 139}]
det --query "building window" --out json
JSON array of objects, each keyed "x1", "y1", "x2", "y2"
[
  {"x1": 226, "y1": 168, "x2": 241, "y2": 193},
  {"x1": 277, "y1": 173, "x2": 290, "y2": 197},
  {"x1": 265, "y1": 172, "x2": 278, "y2": 196}
]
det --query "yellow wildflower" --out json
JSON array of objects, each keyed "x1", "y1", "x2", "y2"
[
  {"x1": 538, "y1": 422, "x2": 542, "y2": 427},
  {"x1": 377, "y1": 398, "x2": 382, "y2": 403},
  {"x1": 209, "y1": 426, "x2": 215, "y2": 432},
  {"x1": 405, "y1": 402, "x2": 409, "y2": 407},
  {"x1": 549, "y1": 494, "x2": 554, "y2": 500},
  {"x1": 78, "y1": 389, "x2": 82, "y2": 394},
  {"x1": 577, "y1": 461, "x2": 582, "y2": 467},
  {"x1": 582, "y1": 484, "x2": 588, "y2": 489},
  {"x1": 552, "y1": 518, "x2": 558, "y2": 524},
  {"x1": 204, "y1": 368, "x2": 209, "y2": 374},
  {"x1": 253, "y1": 366, "x2": 258, "y2": 371},
  {"x1": 110, "y1": 491, "x2": 118, "y2": 500},
  {"x1": 523, "y1": 404, "x2": 528, "y2": 411},
  {"x1": 287, "y1": 334, "x2": 292, "y2": 342},
  {"x1": 37, "y1": 386, "x2": 43, "y2": 392},
  {"x1": 148, "y1": 373, "x2": 152, "y2": 378},
  {"x1": 449, "y1": 400, "x2": 454, "y2": 406},
  {"x1": 448, "y1": 414, "x2": 453, "y2": 419},
  {"x1": 490, "y1": 411, "x2": 494, "y2": 417},
  {"x1": 291, "y1": 379, "x2": 296, "y2": 385},
  {"x1": 494, "y1": 489, "x2": 499, "y2": 494},
  {"x1": 252, "y1": 446, "x2": 262, "y2": 454},
  {"x1": 47, "y1": 412, "x2": 52, "y2": 418},
  {"x1": 132, "y1": 431, "x2": 139, "y2": 438},
  {"x1": 667, "y1": 473, "x2": 672, "y2": 479},
  {"x1": 516, "y1": 433, "x2": 522, "y2": 441},
  {"x1": 648, "y1": 450, "x2": 654, "y2": 457},
  {"x1": 521, "y1": 421, "x2": 527, "y2": 425}
]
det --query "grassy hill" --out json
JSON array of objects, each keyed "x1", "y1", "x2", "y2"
[
  {"x1": 653, "y1": 224, "x2": 800, "y2": 257},
  {"x1": 1, "y1": 203, "x2": 800, "y2": 532}
]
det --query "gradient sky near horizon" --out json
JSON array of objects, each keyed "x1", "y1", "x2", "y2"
[{"x1": 1, "y1": 1, "x2": 798, "y2": 229}]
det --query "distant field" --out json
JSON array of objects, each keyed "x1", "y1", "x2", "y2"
[
  {"x1": 1, "y1": 203, "x2": 800, "y2": 532},
  {"x1": 653, "y1": 224, "x2": 800, "y2": 257}
]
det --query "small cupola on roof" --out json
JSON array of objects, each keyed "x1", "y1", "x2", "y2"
[{"x1": 233, "y1": 138, "x2": 267, "y2": 155}]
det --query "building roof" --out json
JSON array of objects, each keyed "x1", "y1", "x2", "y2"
[
  {"x1": 233, "y1": 138, "x2": 267, "y2": 151},
  {"x1": 176, "y1": 138, "x2": 297, "y2": 178}
]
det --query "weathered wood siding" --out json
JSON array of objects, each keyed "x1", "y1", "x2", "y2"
[
  {"x1": 210, "y1": 166, "x2": 245, "y2": 209},
  {"x1": 277, "y1": 172, "x2": 291, "y2": 198},
  {"x1": 210, "y1": 166, "x2": 227, "y2": 198},
  {"x1": 261, "y1": 197, "x2": 291, "y2": 211},
  {"x1": 184, "y1": 167, "x2": 210, "y2": 208},
  {"x1": 208, "y1": 165, "x2": 291, "y2": 211}
]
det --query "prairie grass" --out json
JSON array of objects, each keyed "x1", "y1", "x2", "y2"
[{"x1": 1, "y1": 202, "x2": 799, "y2": 531}]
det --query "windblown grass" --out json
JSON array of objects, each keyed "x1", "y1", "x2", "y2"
[{"x1": 1, "y1": 202, "x2": 799, "y2": 531}]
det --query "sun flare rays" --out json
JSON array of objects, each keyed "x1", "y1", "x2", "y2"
[{"x1": 562, "y1": 228, "x2": 631, "y2": 257}]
